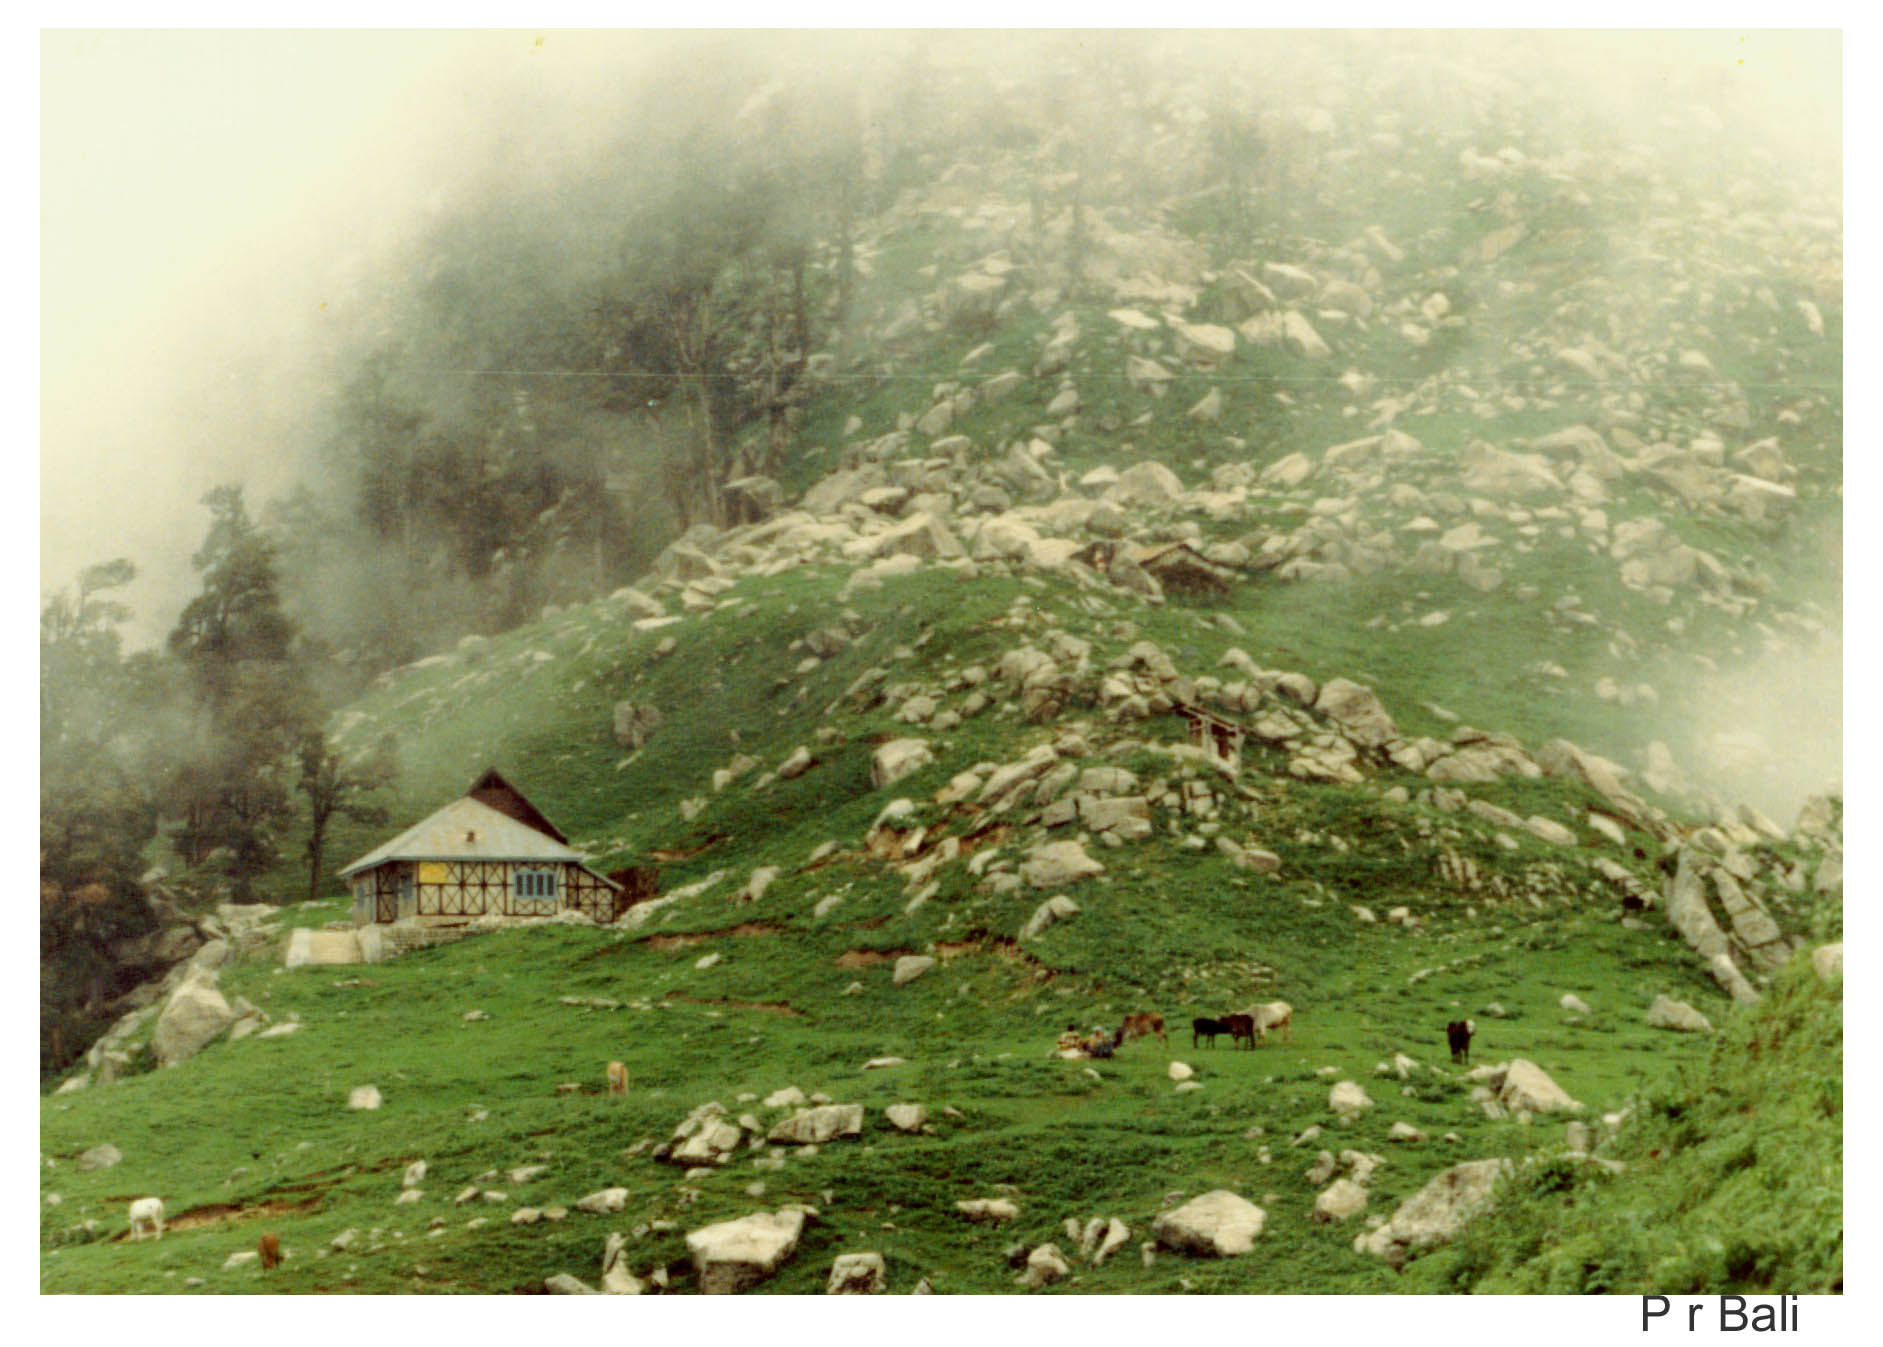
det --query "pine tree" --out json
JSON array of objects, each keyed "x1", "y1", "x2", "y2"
[{"x1": 167, "y1": 486, "x2": 313, "y2": 901}]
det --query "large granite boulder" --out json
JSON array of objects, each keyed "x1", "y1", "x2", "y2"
[
  {"x1": 767, "y1": 1104, "x2": 864, "y2": 1145},
  {"x1": 1495, "y1": 1059, "x2": 1582, "y2": 1114},
  {"x1": 1019, "y1": 840, "x2": 1105, "y2": 889},
  {"x1": 686, "y1": 1208, "x2": 807, "y2": 1294},
  {"x1": 1313, "y1": 677, "x2": 1398, "y2": 748},
  {"x1": 1355, "y1": 1159, "x2": 1509, "y2": 1267},
  {"x1": 1153, "y1": 1190, "x2": 1266, "y2": 1256},
  {"x1": 871, "y1": 739, "x2": 934, "y2": 790},
  {"x1": 152, "y1": 984, "x2": 235, "y2": 1067}
]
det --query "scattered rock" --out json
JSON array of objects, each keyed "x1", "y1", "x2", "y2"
[
  {"x1": 1329, "y1": 1081, "x2": 1373, "y2": 1118},
  {"x1": 1495, "y1": 1059, "x2": 1583, "y2": 1114},
  {"x1": 575, "y1": 1188, "x2": 629, "y2": 1215},
  {"x1": 827, "y1": 1251, "x2": 887, "y2": 1295},
  {"x1": 1019, "y1": 840, "x2": 1105, "y2": 888},
  {"x1": 768, "y1": 1104, "x2": 864, "y2": 1145},
  {"x1": 1354, "y1": 1159, "x2": 1509, "y2": 1268},
  {"x1": 1020, "y1": 895, "x2": 1081, "y2": 941},
  {"x1": 893, "y1": 955, "x2": 936, "y2": 987},
  {"x1": 1313, "y1": 1179, "x2": 1368, "y2": 1223},
  {"x1": 871, "y1": 739, "x2": 934, "y2": 790},
  {"x1": 347, "y1": 1085, "x2": 382, "y2": 1111},
  {"x1": 1023, "y1": 1242, "x2": 1072, "y2": 1288},
  {"x1": 957, "y1": 1198, "x2": 1019, "y2": 1223},
  {"x1": 686, "y1": 1208, "x2": 808, "y2": 1294},
  {"x1": 152, "y1": 984, "x2": 236, "y2": 1067},
  {"x1": 611, "y1": 701, "x2": 663, "y2": 751},
  {"x1": 1646, "y1": 995, "x2": 1712, "y2": 1033},
  {"x1": 1153, "y1": 1190, "x2": 1266, "y2": 1256}
]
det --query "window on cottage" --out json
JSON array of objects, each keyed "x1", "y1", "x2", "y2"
[{"x1": 515, "y1": 868, "x2": 559, "y2": 904}]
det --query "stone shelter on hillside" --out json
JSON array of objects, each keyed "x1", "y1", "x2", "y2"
[
  {"x1": 340, "y1": 769, "x2": 622, "y2": 927},
  {"x1": 1131, "y1": 543, "x2": 1233, "y2": 598},
  {"x1": 1178, "y1": 704, "x2": 1247, "y2": 772}
]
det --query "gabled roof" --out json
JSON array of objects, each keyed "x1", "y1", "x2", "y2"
[
  {"x1": 338, "y1": 796, "x2": 588, "y2": 879},
  {"x1": 465, "y1": 768, "x2": 569, "y2": 844},
  {"x1": 1177, "y1": 702, "x2": 1247, "y2": 732}
]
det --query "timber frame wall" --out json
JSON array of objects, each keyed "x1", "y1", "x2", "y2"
[{"x1": 355, "y1": 860, "x2": 620, "y2": 925}]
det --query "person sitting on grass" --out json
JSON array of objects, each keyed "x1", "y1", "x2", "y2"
[
  {"x1": 1056, "y1": 1022, "x2": 1085, "y2": 1055},
  {"x1": 1085, "y1": 1025, "x2": 1115, "y2": 1059}
]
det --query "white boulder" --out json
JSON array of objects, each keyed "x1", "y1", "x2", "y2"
[
  {"x1": 686, "y1": 1208, "x2": 807, "y2": 1294},
  {"x1": 1355, "y1": 1159, "x2": 1509, "y2": 1267},
  {"x1": 871, "y1": 739, "x2": 934, "y2": 790},
  {"x1": 1646, "y1": 995, "x2": 1712, "y2": 1033},
  {"x1": 1153, "y1": 1190, "x2": 1266, "y2": 1256},
  {"x1": 826, "y1": 1251, "x2": 887, "y2": 1294}
]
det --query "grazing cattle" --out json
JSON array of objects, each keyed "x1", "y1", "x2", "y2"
[
  {"x1": 1250, "y1": 1001, "x2": 1293, "y2": 1043},
  {"x1": 258, "y1": 1231, "x2": 281, "y2": 1270},
  {"x1": 1116, "y1": 1012, "x2": 1169, "y2": 1047},
  {"x1": 1192, "y1": 1016, "x2": 1229, "y2": 1049},
  {"x1": 128, "y1": 1196, "x2": 164, "y2": 1241},
  {"x1": 606, "y1": 1060, "x2": 629, "y2": 1096},
  {"x1": 1223, "y1": 1012, "x2": 1258, "y2": 1049},
  {"x1": 1447, "y1": 1019, "x2": 1476, "y2": 1064}
]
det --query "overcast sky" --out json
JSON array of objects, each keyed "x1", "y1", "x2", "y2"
[{"x1": 40, "y1": 29, "x2": 675, "y2": 643}]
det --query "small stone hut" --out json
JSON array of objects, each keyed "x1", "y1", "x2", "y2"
[
  {"x1": 1132, "y1": 543, "x2": 1233, "y2": 598},
  {"x1": 1178, "y1": 704, "x2": 1246, "y2": 771},
  {"x1": 339, "y1": 769, "x2": 622, "y2": 927}
]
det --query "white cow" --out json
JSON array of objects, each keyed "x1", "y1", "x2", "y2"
[
  {"x1": 128, "y1": 1196, "x2": 165, "y2": 1241},
  {"x1": 1249, "y1": 1001, "x2": 1294, "y2": 1043}
]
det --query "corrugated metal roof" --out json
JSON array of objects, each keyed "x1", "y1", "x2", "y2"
[{"x1": 339, "y1": 796, "x2": 587, "y2": 879}]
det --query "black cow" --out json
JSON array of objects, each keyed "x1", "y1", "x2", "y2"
[
  {"x1": 1447, "y1": 1019, "x2": 1476, "y2": 1065},
  {"x1": 1193, "y1": 1016, "x2": 1228, "y2": 1049}
]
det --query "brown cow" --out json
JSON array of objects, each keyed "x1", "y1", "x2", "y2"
[
  {"x1": 606, "y1": 1061, "x2": 629, "y2": 1096},
  {"x1": 1223, "y1": 1012, "x2": 1257, "y2": 1049},
  {"x1": 258, "y1": 1231, "x2": 281, "y2": 1270},
  {"x1": 1115, "y1": 1012, "x2": 1168, "y2": 1048}
]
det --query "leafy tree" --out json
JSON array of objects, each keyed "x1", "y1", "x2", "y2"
[
  {"x1": 39, "y1": 560, "x2": 169, "y2": 1078},
  {"x1": 298, "y1": 730, "x2": 397, "y2": 901},
  {"x1": 40, "y1": 558, "x2": 165, "y2": 890}
]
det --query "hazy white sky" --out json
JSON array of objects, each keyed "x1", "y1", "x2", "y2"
[{"x1": 40, "y1": 29, "x2": 661, "y2": 642}]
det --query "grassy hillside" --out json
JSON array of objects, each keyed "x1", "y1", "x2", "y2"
[
  {"x1": 42, "y1": 879, "x2": 1730, "y2": 1294},
  {"x1": 1405, "y1": 957, "x2": 1843, "y2": 1294},
  {"x1": 43, "y1": 39, "x2": 1840, "y2": 1295},
  {"x1": 41, "y1": 555, "x2": 1821, "y2": 1293}
]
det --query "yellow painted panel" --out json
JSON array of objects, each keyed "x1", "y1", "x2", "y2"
[{"x1": 417, "y1": 862, "x2": 449, "y2": 885}]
